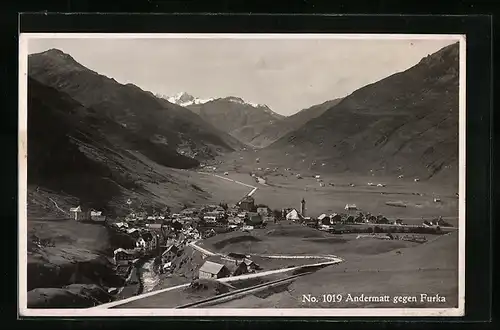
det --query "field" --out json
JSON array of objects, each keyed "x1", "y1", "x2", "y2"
[
  {"x1": 200, "y1": 167, "x2": 458, "y2": 226},
  {"x1": 200, "y1": 222, "x2": 421, "y2": 257},
  {"x1": 109, "y1": 221, "x2": 457, "y2": 309},
  {"x1": 208, "y1": 231, "x2": 458, "y2": 308}
]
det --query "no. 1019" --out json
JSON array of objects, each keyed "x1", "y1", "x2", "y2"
[{"x1": 302, "y1": 294, "x2": 343, "y2": 303}]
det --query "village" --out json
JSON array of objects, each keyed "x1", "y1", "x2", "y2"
[{"x1": 66, "y1": 182, "x2": 454, "y2": 298}]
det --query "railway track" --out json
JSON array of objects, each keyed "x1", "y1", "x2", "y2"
[{"x1": 176, "y1": 271, "x2": 313, "y2": 308}]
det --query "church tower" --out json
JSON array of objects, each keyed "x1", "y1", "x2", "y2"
[{"x1": 300, "y1": 198, "x2": 306, "y2": 217}]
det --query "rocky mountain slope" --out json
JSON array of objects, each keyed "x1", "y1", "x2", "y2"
[
  {"x1": 159, "y1": 91, "x2": 214, "y2": 107},
  {"x1": 28, "y1": 76, "x2": 211, "y2": 216},
  {"x1": 28, "y1": 49, "x2": 244, "y2": 162},
  {"x1": 185, "y1": 96, "x2": 284, "y2": 146},
  {"x1": 249, "y1": 98, "x2": 343, "y2": 148},
  {"x1": 263, "y1": 42, "x2": 459, "y2": 184}
]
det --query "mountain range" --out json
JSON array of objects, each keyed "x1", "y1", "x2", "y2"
[
  {"x1": 27, "y1": 49, "x2": 246, "y2": 215},
  {"x1": 182, "y1": 96, "x2": 284, "y2": 145},
  {"x1": 28, "y1": 49, "x2": 244, "y2": 162},
  {"x1": 261, "y1": 42, "x2": 459, "y2": 184},
  {"x1": 248, "y1": 98, "x2": 343, "y2": 148},
  {"x1": 27, "y1": 42, "x2": 460, "y2": 217},
  {"x1": 157, "y1": 92, "x2": 214, "y2": 107}
]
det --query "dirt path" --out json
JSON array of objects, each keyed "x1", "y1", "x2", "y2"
[
  {"x1": 198, "y1": 172, "x2": 258, "y2": 196},
  {"x1": 47, "y1": 197, "x2": 69, "y2": 215}
]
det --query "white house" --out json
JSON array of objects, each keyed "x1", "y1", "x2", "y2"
[
  {"x1": 90, "y1": 209, "x2": 106, "y2": 222},
  {"x1": 69, "y1": 206, "x2": 84, "y2": 221},
  {"x1": 114, "y1": 222, "x2": 128, "y2": 229},
  {"x1": 286, "y1": 209, "x2": 303, "y2": 221},
  {"x1": 136, "y1": 237, "x2": 146, "y2": 249},
  {"x1": 204, "y1": 215, "x2": 217, "y2": 223},
  {"x1": 345, "y1": 204, "x2": 358, "y2": 211}
]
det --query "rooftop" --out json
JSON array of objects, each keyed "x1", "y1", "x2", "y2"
[{"x1": 199, "y1": 261, "x2": 227, "y2": 275}]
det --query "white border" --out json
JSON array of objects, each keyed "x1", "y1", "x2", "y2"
[{"x1": 18, "y1": 33, "x2": 466, "y2": 318}]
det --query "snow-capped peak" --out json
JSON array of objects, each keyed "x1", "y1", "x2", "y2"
[
  {"x1": 225, "y1": 96, "x2": 269, "y2": 109},
  {"x1": 157, "y1": 92, "x2": 214, "y2": 107}
]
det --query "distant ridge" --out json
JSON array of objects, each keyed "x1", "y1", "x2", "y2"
[
  {"x1": 28, "y1": 48, "x2": 245, "y2": 162},
  {"x1": 184, "y1": 96, "x2": 284, "y2": 146},
  {"x1": 262, "y1": 42, "x2": 460, "y2": 184}
]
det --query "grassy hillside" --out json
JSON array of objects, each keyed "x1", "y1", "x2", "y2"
[
  {"x1": 28, "y1": 77, "x2": 213, "y2": 216},
  {"x1": 249, "y1": 98, "x2": 343, "y2": 148},
  {"x1": 263, "y1": 42, "x2": 459, "y2": 185},
  {"x1": 29, "y1": 49, "x2": 244, "y2": 162}
]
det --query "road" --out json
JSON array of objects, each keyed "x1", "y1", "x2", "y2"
[
  {"x1": 354, "y1": 221, "x2": 459, "y2": 231},
  {"x1": 92, "y1": 240, "x2": 343, "y2": 309},
  {"x1": 176, "y1": 271, "x2": 314, "y2": 308},
  {"x1": 189, "y1": 240, "x2": 343, "y2": 262},
  {"x1": 198, "y1": 171, "x2": 259, "y2": 200},
  {"x1": 199, "y1": 172, "x2": 258, "y2": 191}
]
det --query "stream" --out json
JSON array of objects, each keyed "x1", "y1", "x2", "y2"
[{"x1": 138, "y1": 258, "x2": 162, "y2": 293}]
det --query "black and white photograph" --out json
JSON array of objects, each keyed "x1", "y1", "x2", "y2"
[{"x1": 18, "y1": 33, "x2": 465, "y2": 317}]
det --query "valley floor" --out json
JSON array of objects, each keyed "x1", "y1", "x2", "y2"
[{"x1": 24, "y1": 156, "x2": 460, "y2": 310}]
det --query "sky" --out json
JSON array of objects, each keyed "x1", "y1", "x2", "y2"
[{"x1": 27, "y1": 36, "x2": 457, "y2": 116}]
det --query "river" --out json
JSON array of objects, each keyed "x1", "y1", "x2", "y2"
[{"x1": 138, "y1": 258, "x2": 162, "y2": 293}]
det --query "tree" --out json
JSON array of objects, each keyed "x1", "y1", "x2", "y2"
[{"x1": 171, "y1": 221, "x2": 182, "y2": 231}]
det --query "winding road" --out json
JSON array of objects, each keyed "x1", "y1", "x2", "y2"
[
  {"x1": 198, "y1": 172, "x2": 259, "y2": 197},
  {"x1": 91, "y1": 241, "x2": 343, "y2": 309}
]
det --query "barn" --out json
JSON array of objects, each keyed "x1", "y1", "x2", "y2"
[{"x1": 198, "y1": 261, "x2": 231, "y2": 279}]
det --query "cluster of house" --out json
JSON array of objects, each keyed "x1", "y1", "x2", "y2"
[
  {"x1": 118, "y1": 195, "x2": 272, "y2": 233},
  {"x1": 197, "y1": 253, "x2": 261, "y2": 280},
  {"x1": 196, "y1": 197, "x2": 271, "y2": 231},
  {"x1": 280, "y1": 199, "x2": 406, "y2": 230},
  {"x1": 356, "y1": 233, "x2": 428, "y2": 243},
  {"x1": 111, "y1": 225, "x2": 162, "y2": 266},
  {"x1": 282, "y1": 198, "x2": 451, "y2": 233},
  {"x1": 110, "y1": 194, "x2": 273, "y2": 272},
  {"x1": 69, "y1": 205, "x2": 106, "y2": 223},
  {"x1": 422, "y1": 217, "x2": 452, "y2": 228}
]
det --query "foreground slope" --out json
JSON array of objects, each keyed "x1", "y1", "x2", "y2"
[
  {"x1": 212, "y1": 232, "x2": 458, "y2": 308},
  {"x1": 186, "y1": 97, "x2": 284, "y2": 146},
  {"x1": 263, "y1": 42, "x2": 459, "y2": 184},
  {"x1": 29, "y1": 49, "x2": 243, "y2": 161}
]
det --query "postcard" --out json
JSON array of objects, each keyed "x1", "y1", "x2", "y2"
[{"x1": 18, "y1": 33, "x2": 465, "y2": 317}]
